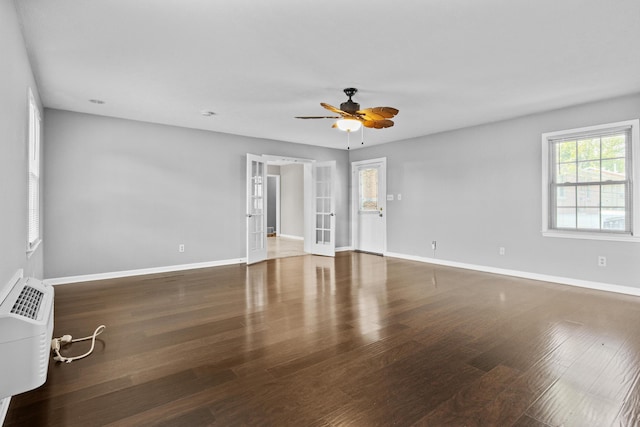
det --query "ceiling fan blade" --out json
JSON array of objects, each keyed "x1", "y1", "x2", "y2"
[
  {"x1": 357, "y1": 107, "x2": 399, "y2": 120},
  {"x1": 321, "y1": 103, "x2": 358, "y2": 119},
  {"x1": 362, "y1": 119, "x2": 395, "y2": 129},
  {"x1": 295, "y1": 116, "x2": 341, "y2": 119}
]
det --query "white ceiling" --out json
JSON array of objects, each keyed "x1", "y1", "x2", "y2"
[{"x1": 14, "y1": 0, "x2": 640, "y2": 150}]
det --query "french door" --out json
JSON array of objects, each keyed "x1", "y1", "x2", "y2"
[
  {"x1": 311, "y1": 161, "x2": 336, "y2": 257},
  {"x1": 246, "y1": 154, "x2": 267, "y2": 264}
]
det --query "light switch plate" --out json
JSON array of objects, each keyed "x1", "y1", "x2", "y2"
[{"x1": 387, "y1": 194, "x2": 394, "y2": 201}]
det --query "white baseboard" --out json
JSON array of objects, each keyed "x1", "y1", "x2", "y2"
[
  {"x1": 44, "y1": 258, "x2": 247, "y2": 286},
  {"x1": 278, "y1": 234, "x2": 304, "y2": 240},
  {"x1": 0, "y1": 397, "x2": 10, "y2": 426},
  {"x1": 384, "y1": 251, "x2": 640, "y2": 298},
  {"x1": 336, "y1": 246, "x2": 353, "y2": 252}
]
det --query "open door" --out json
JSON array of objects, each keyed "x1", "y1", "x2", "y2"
[
  {"x1": 311, "y1": 161, "x2": 336, "y2": 257},
  {"x1": 246, "y1": 153, "x2": 267, "y2": 265}
]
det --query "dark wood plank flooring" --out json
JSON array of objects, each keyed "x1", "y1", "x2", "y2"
[{"x1": 5, "y1": 252, "x2": 640, "y2": 426}]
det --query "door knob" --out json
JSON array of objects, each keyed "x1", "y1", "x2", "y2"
[
  {"x1": 330, "y1": 213, "x2": 335, "y2": 217},
  {"x1": 246, "y1": 214, "x2": 252, "y2": 218}
]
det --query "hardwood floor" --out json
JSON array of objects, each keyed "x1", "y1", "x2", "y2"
[
  {"x1": 267, "y1": 236, "x2": 305, "y2": 259},
  {"x1": 5, "y1": 252, "x2": 640, "y2": 426}
]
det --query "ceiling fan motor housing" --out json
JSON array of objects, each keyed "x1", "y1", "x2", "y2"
[
  {"x1": 341, "y1": 87, "x2": 360, "y2": 114},
  {"x1": 340, "y1": 100, "x2": 360, "y2": 114}
]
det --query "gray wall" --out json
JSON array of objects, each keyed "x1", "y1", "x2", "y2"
[
  {"x1": 0, "y1": 0, "x2": 44, "y2": 286},
  {"x1": 280, "y1": 164, "x2": 304, "y2": 238},
  {"x1": 349, "y1": 93, "x2": 640, "y2": 289},
  {"x1": 43, "y1": 110, "x2": 350, "y2": 278}
]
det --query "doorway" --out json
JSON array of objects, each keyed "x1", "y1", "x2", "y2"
[
  {"x1": 352, "y1": 157, "x2": 387, "y2": 255},
  {"x1": 246, "y1": 154, "x2": 337, "y2": 265},
  {"x1": 266, "y1": 163, "x2": 306, "y2": 259}
]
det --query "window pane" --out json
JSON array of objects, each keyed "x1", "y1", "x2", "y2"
[
  {"x1": 556, "y1": 186, "x2": 576, "y2": 207},
  {"x1": 255, "y1": 233, "x2": 264, "y2": 250},
  {"x1": 577, "y1": 207, "x2": 600, "y2": 229},
  {"x1": 557, "y1": 163, "x2": 576, "y2": 183},
  {"x1": 601, "y1": 184, "x2": 626, "y2": 208},
  {"x1": 602, "y1": 208, "x2": 626, "y2": 231},
  {"x1": 577, "y1": 138, "x2": 600, "y2": 161},
  {"x1": 28, "y1": 173, "x2": 39, "y2": 244},
  {"x1": 556, "y1": 207, "x2": 576, "y2": 228},
  {"x1": 252, "y1": 198, "x2": 263, "y2": 213},
  {"x1": 359, "y1": 168, "x2": 378, "y2": 211},
  {"x1": 27, "y1": 90, "x2": 41, "y2": 247},
  {"x1": 577, "y1": 185, "x2": 600, "y2": 207},
  {"x1": 602, "y1": 135, "x2": 626, "y2": 159},
  {"x1": 601, "y1": 158, "x2": 625, "y2": 180},
  {"x1": 577, "y1": 161, "x2": 599, "y2": 182},
  {"x1": 556, "y1": 141, "x2": 576, "y2": 162},
  {"x1": 323, "y1": 181, "x2": 330, "y2": 198},
  {"x1": 316, "y1": 166, "x2": 325, "y2": 181}
]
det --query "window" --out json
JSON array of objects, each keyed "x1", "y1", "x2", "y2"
[
  {"x1": 542, "y1": 119, "x2": 640, "y2": 241},
  {"x1": 27, "y1": 88, "x2": 41, "y2": 254},
  {"x1": 358, "y1": 167, "x2": 379, "y2": 211}
]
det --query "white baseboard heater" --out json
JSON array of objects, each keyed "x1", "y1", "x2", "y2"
[{"x1": 0, "y1": 273, "x2": 54, "y2": 400}]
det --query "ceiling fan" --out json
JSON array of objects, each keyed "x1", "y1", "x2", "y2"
[{"x1": 295, "y1": 88, "x2": 399, "y2": 132}]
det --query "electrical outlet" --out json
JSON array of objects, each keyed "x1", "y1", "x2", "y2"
[
  {"x1": 178, "y1": 244, "x2": 185, "y2": 253},
  {"x1": 431, "y1": 241, "x2": 437, "y2": 251},
  {"x1": 499, "y1": 247, "x2": 505, "y2": 256},
  {"x1": 598, "y1": 256, "x2": 606, "y2": 267}
]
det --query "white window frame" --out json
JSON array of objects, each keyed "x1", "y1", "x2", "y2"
[
  {"x1": 541, "y1": 119, "x2": 640, "y2": 242},
  {"x1": 27, "y1": 88, "x2": 42, "y2": 255}
]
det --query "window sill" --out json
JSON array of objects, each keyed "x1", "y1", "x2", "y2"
[
  {"x1": 542, "y1": 231, "x2": 640, "y2": 243},
  {"x1": 26, "y1": 239, "x2": 42, "y2": 257}
]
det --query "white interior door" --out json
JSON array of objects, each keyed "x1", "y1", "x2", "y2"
[
  {"x1": 352, "y1": 158, "x2": 387, "y2": 254},
  {"x1": 311, "y1": 161, "x2": 336, "y2": 257},
  {"x1": 246, "y1": 153, "x2": 267, "y2": 264}
]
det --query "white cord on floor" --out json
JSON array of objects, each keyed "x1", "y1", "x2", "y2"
[{"x1": 51, "y1": 325, "x2": 106, "y2": 364}]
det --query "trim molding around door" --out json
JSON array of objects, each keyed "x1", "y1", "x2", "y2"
[{"x1": 351, "y1": 157, "x2": 387, "y2": 254}]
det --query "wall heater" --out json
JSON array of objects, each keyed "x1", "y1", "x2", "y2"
[{"x1": 0, "y1": 272, "x2": 54, "y2": 400}]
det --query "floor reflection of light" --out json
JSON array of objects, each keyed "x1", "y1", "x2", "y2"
[
  {"x1": 302, "y1": 256, "x2": 337, "y2": 335},
  {"x1": 351, "y1": 254, "x2": 388, "y2": 339},
  {"x1": 538, "y1": 321, "x2": 633, "y2": 425},
  {"x1": 245, "y1": 263, "x2": 267, "y2": 309}
]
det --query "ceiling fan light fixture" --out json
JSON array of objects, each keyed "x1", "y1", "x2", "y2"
[{"x1": 336, "y1": 119, "x2": 361, "y2": 132}]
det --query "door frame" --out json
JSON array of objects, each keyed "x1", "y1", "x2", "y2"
[
  {"x1": 249, "y1": 154, "x2": 315, "y2": 259},
  {"x1": 351, "y1": 157, "x2": 387, "y2": 254}
]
